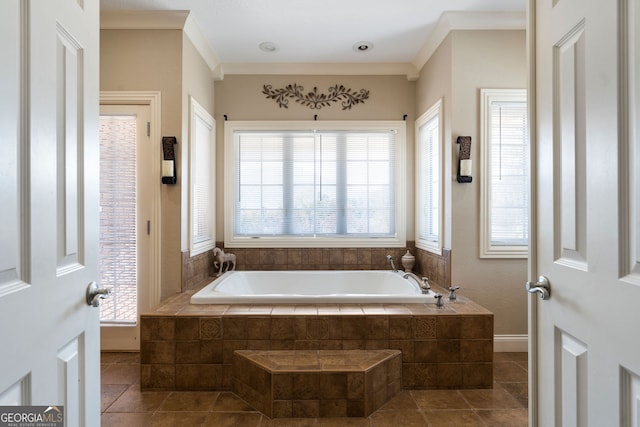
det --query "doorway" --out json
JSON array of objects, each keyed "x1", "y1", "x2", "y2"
[{"x1": 99, "y1": 92, "x2": 161, "y2": 350}]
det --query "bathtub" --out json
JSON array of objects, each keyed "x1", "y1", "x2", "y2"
[{"x1": 190, "y1": 270, "x2": 437, "y2": 304}]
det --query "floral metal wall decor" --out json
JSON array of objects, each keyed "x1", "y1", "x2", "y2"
[{"x1": 262, "y1": 84, "x2": 369, "y2": 110}]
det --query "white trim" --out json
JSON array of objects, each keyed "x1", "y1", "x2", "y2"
[
  {"x1": 220, "y1": 62, "x2": 420, "y2": 81},
  {"x1": 415, "y1": 99, "x2": 444, "y2": 255},
  {"x1": 99, "y1": 91, "x2": 162, "y2": 311},
  {"x1": 100, "y1": 10, "x2": 188, "y2": 30},
  {"x1": 100, "y1": 11, "x2": 223, "y2": 79},
  {"x1": 412, "y1": 11, "x2": 527, "y2": 71},
  {"x1": 494, "y1": 334, "x2": 529, "y2": 352},
  {"x1": 183, "y1": 14, "x2": 222, "y2": 79},
  {"x1": 188, "y1": 96, "x2": 216, "y2": 256},
  {"x1": 224, "y1": 120, "x2": 407, "y2": 248}
]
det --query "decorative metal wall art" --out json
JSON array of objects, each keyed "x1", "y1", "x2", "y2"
[{"x1": 262, "y1": 84, "x2": 369, "y2": 110}]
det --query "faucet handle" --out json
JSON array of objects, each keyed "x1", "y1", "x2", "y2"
[
  {"x1": 433, "y1": 293, "x2": 444, "y2": 308},
  {"x1": 420, "y1": 277, "x2": 430, "y2": 291},
  {"x1": 448, "y1": 286, "x2": 460, "y2": 301}
]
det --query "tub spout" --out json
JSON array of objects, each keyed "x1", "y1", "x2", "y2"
[
  {"x1": 403, "y1": 272, "x2": 431, "y2": 294},
  {"x1": 386, "y1": 255, "x2": 398, "y2": 273}
]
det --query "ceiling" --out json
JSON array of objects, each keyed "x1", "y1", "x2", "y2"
[{"x1": 100, "y1": 0, "x2": 526, "y2": 71}]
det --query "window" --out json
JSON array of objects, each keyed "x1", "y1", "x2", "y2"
[
  {"x1": 224, "y1": 121, "x2": 406, "y2": 247},
  {"x1": 480, "y1": 89, "x2": 529, "y2": 258},
  {"x1": 415, "y1": 99, "x2": 443, "y2": 254},
  {"x1": 189, "y1": 97, "x2": 215, "y2": 256},
  {"x1": 99, "y1": 114, "x2": 138, "y2": 324}
]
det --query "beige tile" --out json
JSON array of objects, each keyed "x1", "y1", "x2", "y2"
[
  {"x1": 106, "y1": 385, "x2": 170, "y2": 412},
  {"x1": 101, "y1": 412, "x2": 152, "y2": 427},
  {"x1": 316, "y1": 417, "x2": 371, "y2": 427},
  {"x1": 477, "y1": 408, "x2": 529, "y2": 426},
  {"x1": 149, "y1": 411, "x2": 209, "y2": 427},
  {"x1": 101, "y1": 363, "x2": 140, "y2": 385},
  {"x1": 260, "y1": 417, "x2": 317, "y2": 427},
  {"x1": 101, "y1": 384, "x2": 128, "y2": 412},
  {"x1": 500, "y1": 382, "x2": 529, "y2": 407},
  {"x1": 423, "y1": 409, "x2": 485, "y2": 427},
  {"x1": 411, "y1": 390, "x2": 471, "y2": 410},
  {"x1": 203, "y1": 412, "x2": 262, "y2": 427},
  {"x1": 493, "y1": 361, "x2": 528, "y2": 383},
  {"x1": 459, "y1": 388, "x2": 524, "y2": 409},
  {"x1": 211, "y1": 392, "x2": 256, "y2": 412},
  {"x1": 369, "y1": 410, "x2": 428, "y2": 426},
  {"x1": 158, "y1": 391, "x2": 219, "y2": 411},
  {"x1": 377, "y1": 390, "x2": 418, "y2": 411}
]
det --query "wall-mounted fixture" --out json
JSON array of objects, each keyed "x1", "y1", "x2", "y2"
[
  {"x1": 161, "y1": 136, "x2": 177, "y2": 184},
  {"x1": 262, "y1": 83, "x2": 369, "y2": 110},
  {"x1": 456, "y1": 136, "x2": 472, "y2": 183}
]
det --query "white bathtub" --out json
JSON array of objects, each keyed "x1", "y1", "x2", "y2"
[{"x1": 190, "y1": 270, "x2": 437, "y2": 304}]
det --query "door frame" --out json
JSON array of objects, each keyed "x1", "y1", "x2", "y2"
[
  {"x1": 99, "y1": 91, "x2": 162, "y2": 348},
  {"x1": 526, "y1": 0, "x2": 539, "y2": 426}
]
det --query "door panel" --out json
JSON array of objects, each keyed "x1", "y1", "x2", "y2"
[
  {"x1": 0, "y1": 0, "x2": 100, "y2": 424},
  {"x1": 533, "y1": 0, "x2": 640, "y2": 425}
]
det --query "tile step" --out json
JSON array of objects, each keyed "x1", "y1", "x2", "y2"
[{"x1": 232, "y1": 349, "x2": 402, "y2": 418}]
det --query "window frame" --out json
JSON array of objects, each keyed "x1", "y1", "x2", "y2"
[
  {"x1": 224, "y1": 120, "x2": 406, "y2": 248},
  {"x1": 415, "y1": 99, "x2": 444, "y2": 255},
  {"x1": 188, "y1": 96, "x2": 216, "y2": 256},
  {"x1": 480, "y1": 88, "x2": 529, "y2": 259}
]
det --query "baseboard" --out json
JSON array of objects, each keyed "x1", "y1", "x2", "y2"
[{"x1": 494, "y1": 334, "x2": 528, "y2": 352}]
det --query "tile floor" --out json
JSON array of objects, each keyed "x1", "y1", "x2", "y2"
[{"x1": 101, "y1": 352, "x2": 528, "y2": 426}]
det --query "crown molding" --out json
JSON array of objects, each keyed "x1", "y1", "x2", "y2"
[
  {"x1": 183, "y1": 14, "x2": 222, "y2": 79},
  {"x1": 100, "y1": 10, "x2": 189, "y2": 30},
  {"x1": 101, "y1": 10, "x2": 221, "y2": 79},
  {"x1": 100, "y1": 10, "x2": 524, "y2": 81},
  {"x1": 219, "y1": 62, "x2": 420, "y2": 81},
  {"x1": 412, "y1": 11, "x2": 526, "y2": 71}
]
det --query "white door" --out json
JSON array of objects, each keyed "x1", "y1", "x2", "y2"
[
  {"x1": 0, "y1": 0, "x2": 100, "y2": 425},
  {"x1": 532, "y1": 0, "x2": 640, "y2": 425},
  {"x1": 99, "y1": 104, "x2": 154, "y2": 351}
]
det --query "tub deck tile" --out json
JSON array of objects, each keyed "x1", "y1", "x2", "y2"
[{"x1": 141, "y1": 282, "x2": 494, "y2": 392}]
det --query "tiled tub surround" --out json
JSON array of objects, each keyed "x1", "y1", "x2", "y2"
[
  {"x1": 181, "y1": 243, "x2": 452, "y2": 292},
  {"x1": 140, "y1": 285, "x2": 493, "y2": 392},
  {"x1": 232, "y1": 349, "x2": 402, "y2": 418}
]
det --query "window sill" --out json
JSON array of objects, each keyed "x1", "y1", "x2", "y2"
[{"x1": 224, "y1": 235, "x2": 406, "y2": 249}]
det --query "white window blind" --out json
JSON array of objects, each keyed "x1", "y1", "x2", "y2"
[
  {"x1": 189, "y1": 97, "x2": 215, "y2": 256},
  {"x1": 234, "y1": 130, "x2": 396, "y2": 238},
  {"x1": 99, "y1": 115, "x2": 137, "y2": 324},
  {"x1": 224, "y1": 121, "x2": 406, "y2": 248},
  {"x1": 415, "y1": 99, "x2": 443, "y2": 254},
  {"x1": 481, "y1": 89, "x2": 529, "y2": 258}
]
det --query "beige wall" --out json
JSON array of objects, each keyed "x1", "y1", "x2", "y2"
[
  {"x1": 214, "y1": 75, "x2": 417, "y2": 240},
  {"x1": 450, "y1": 30, "x2": 528, "y2": 335},
  {"x1": 101, "y1": 29, "x2": 215, "y2": 299},
  {"x1": 180, "y1": 34, "x2": 215, "y2": 251},
  {"x1": 416, "y1": 34, "x2": 454, "y2": 250},
  {"x1": 416, "y1": 30, "x2": 528, "y2": 335},
  {"x1": 100, "y1": 28, "x2": 528, "y2": 335}
]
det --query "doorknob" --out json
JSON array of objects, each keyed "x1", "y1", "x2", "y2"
[
  {"x1": 526, "y1": 275, "x2": 551, "y2": 300},
  {"x1": 86, "y1": 282, "x2": 111, "y2": 307}
]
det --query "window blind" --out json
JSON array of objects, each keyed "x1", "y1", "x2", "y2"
[
  {"x1": 489, "y1": 100, "x2": 529, "y2": 246},
  {"x1": 99, "y1": 115, "x2": 137, "y2": 324},
  {"x1": 417, "y1": 114, "x2": 440, "y2": 246},
  {"x1": 192, "y1": 114, "x2": 213, "y2": 244},
  {"x1": 234, "y1": 130, "x2": 396, "y2": 238}
]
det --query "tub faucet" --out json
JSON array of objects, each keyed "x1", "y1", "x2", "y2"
[
  {"x1": 403, "y1": 272, "x2": 431, "y2": 294},
  {"x1": 386, "y1": 255, "x2": 398, "y2": 273}
]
